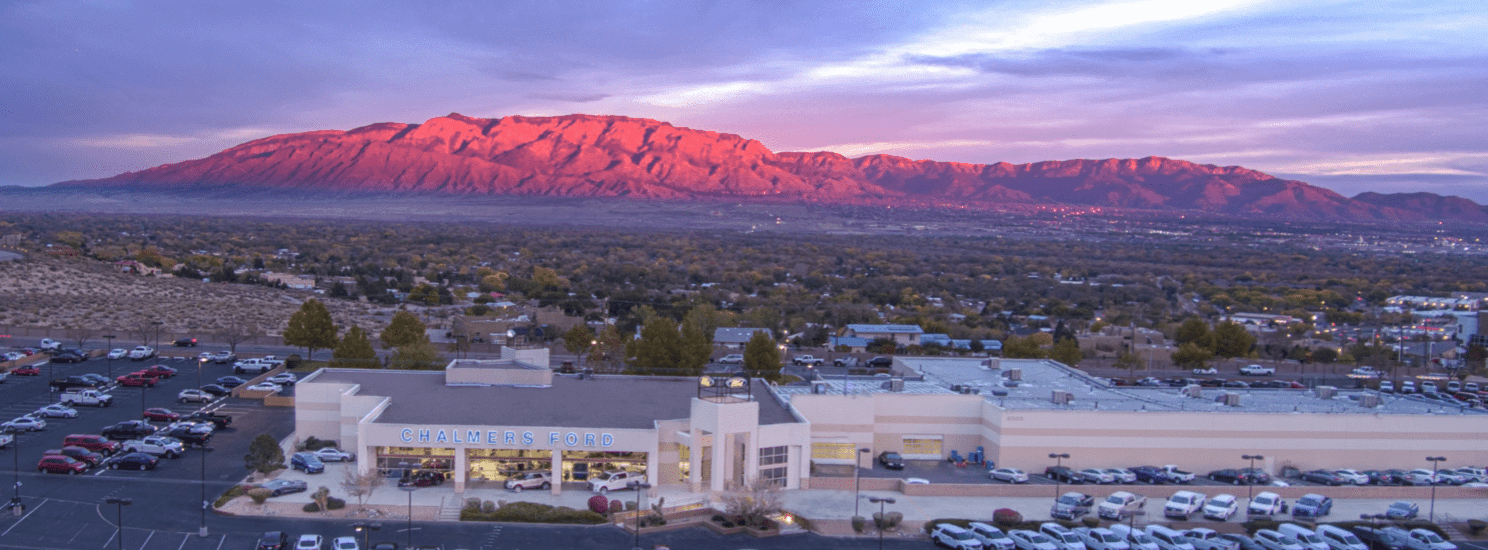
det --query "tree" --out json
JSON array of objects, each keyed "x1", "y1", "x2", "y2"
[
  {"x1": 721, "y1": 478, "x2": 784, "y2": 529},
  {"x1": 1311, "y1": 346, "x2": 1339, "y2": 363},
  {"x1": 1114, "y1": 351, "x2": 1139, "y2": 374},
  {"x1": 1175, "y1": 318, "x2": 1211, "y2": 348},
  {"x1": 1001, "y1": 336, "x2": 1045, "y2": 359},
  {"x1": 283, "y1": 299, "x2": 337, "y2": 360},
  {"x1": 380, "y1": 311, "x2": 427, "y2": 350},
  {"x1": 341, "y1": 466, "x2": 384, "y2": 510},
  {"x1": 743, "y1": 330, "x2": 781, "y2": 378},
  {"x1": 630, "y1": 316, "x2": 683, "y2": 375},
  {"x1": 244, "y1": 433, "x2": 285, "y2": 475},
  {"x1": 594, "y1": 324, "x2": 627, "y2": 373},
  {"x1": 333, "y1": 326, "x2": 379, "y2": 368},
  {"x1": 64, "y1": 324, "x2": 94, "y2": 349},
  {"x1": 391, "y1": 340, "x2": 443, "y2": 369},
  {"x1": 679, "y1": 319, "x2": 713, "y2": 373},
  {"x1": 1049, "y1": 337, "x2": 1082, "y2": 367},
  {"x1": 1171, "y1": 342, "x2": 1214, "y2": 369},
  {"x1": 409, "y1": 284, "x2": 440, "y2": 306},
  {"x1": 1211, "y1": 321, "x2": 1256, "y2": 358},
  {"x1": 563, "y1": 324, "x2": 595, "y2": 367},
  {"x1": 311, "y1": 486, "x2": 331, "y2": 516},
  {"x1": 217, "y1": 317, "x2": 262, "y2": 353}
]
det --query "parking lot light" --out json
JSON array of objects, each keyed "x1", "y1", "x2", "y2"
[
  {"x1": 354, "y1": 522, "x2": 381, "y2": 550},
  {"x1": 1049, "y1": 453, "x2": 1071, "y2": 498},
  {"x1": 104, "y1": 497, "x2": 132, "y2": 550},
  {"x1": 868, "y1": 496, "x2": 896, "y2": 550},
  {"x1": 1242, "y1": 454, "x2": 1264, "y2": 502},
  {"x1": 199, "y1": 445, "x2": 214, "y2": 537},
  {"x1": 104, "y1": 334, "x2": 115, "y2": 379},
  {"x1": 854, "y1": 447, "x2": 870, "y2": 518},
  {"x1": 1426, "y1": 456, "x2": 1446, "y2": 522}
]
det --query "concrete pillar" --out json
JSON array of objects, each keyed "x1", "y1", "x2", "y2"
[
  {"x1": 453, "y1": 446, "x2": 467, "y2": 494},
  {"x1": 550, "y1": 447, "x2": 562, "y2": 495}
]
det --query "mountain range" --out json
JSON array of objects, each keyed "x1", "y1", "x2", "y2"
[{"x1": 54, "y1": 113, "x2": 1488, "y2": 223}]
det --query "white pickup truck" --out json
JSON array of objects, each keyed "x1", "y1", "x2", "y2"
[
  {"x1": 60, "y1": 389, "x2": 114, "y2": 407},
  {"x1": 1097, "y1": 491, "x2": 1147, "y2": 520},
  {"x1": 233, "y1": 358, "x2": 278, "y2": 374},
  {"x1": 1164, "y1": 490, "x2": 1206, "y2": 519},
  {"x1": 1160, "y1": 465, "x2": 1195, "y2": 484},
  {"x1": 791, "y1": 355, "x2": 825, "y2": 366},
  {"x1": 1240, "y1": 364, "x2": 1276, "y2": 376},
  {"x1": 588, "y1": 470, "x2": 645, "y2": 493},
  {"x1": 128, "y1": 346, "x2": 156, "y2": 360},
  {"x1": 122, "y1": 436, "x2": 185, "y2": 458}
]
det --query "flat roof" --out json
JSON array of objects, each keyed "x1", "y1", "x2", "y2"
[{"x1": 307, "y1": 369, "x2": 800, "y2": 429}]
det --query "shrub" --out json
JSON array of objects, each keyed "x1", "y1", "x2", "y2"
[
  {"x1": 214, "y1": 485, "x2": 246, "y2": 508},
  {"x1": 460, "y1": 501, "x2": 606, "y2": 524},
  {"x1": 1242, "y1": 519, "x2": 1280, "y2": 534},
  {"x1": 464, "y1": 498, "x2": 481, "y2": 511},
  {"x1": 246, "y1": 488, "x2": 272, "y2": 506},
  {"x1": 993, "y1": 508, "x2": 1023, "y2": 526},
  {"x1": 1082, "y1": 516, "x2": 1102, "y2": 528},
  {"x1": 625, "y1": 500, "x2": 637, "y2": 511},
  {"x1": 609, "y1": 499, "x2": 623, "y2": 514},
  {"x1": 302, "y1": 497, "x2": 346, "y2": 513},
  {"x1": 852, "y1": 516, "x2": 867, "y2": 533},
  {"x1": 1469, "y1": 520, "x2": 1486, "y2": 535},
  {"x1": 482, "y1": 500, "x2": 495, "y2": 514},
  {"x1": 712, "y1": 514, "x2": 737, "y2": 528},
  {"x1": 588, "y1": 495, "x2": 609, "y2": 514},
  {"x1": 874, "y1": 511, "x2": 904, "y2": 531},
  {"x1": 300, "y1": 436, "x2": 339, "y2": 451}
]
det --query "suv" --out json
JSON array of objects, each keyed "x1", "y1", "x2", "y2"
[
  {"x1": 932, "y1": 524, "x2": 985, "y2": 549},
  {"x1": 1292, "y1": 494, "x2": 1333, "y2": 518},
  {"x1": 717, "y1": 354, "x2": 744, "y2": 364},
  {"x1": 1041, "y1": 524, "x2": 1089, "y2": 550},
  {"x1": 173, "y1": 337, "x2": 198, "y2": 347},
  {"x1": 877, "y1": 451, "x2": 905, "y2": 470},
  {"x1": 1248, "y1": 492, "x2": 1286, "y2": 515},
  {"x1": 64, "y1": 434, "x2": 121, "y2": 455},
  {"x1": 866, "y1": 356, "x2": 894, "y2": 369},
  {"x1": 101, "y1": 420, "x2": 157, "y2": 440},
  {"x1": 291, "y1": 452, "x2": 325, "y2": 474},
  {"x1": 257, "y1": 532, "x2": 290, "y2": 550},
  {"x1": 1051, "y1": 492, "x2": 1094, "y2": 520},
  {"x1": 504, "y1": 471, "x2": 552, "y2": 492},
  {"x1": 969, "y1": 523, "x2": 1017, "y2": 550},
  {"x1": 210, "y1": 351, "x2": 236, "y2": 364}
]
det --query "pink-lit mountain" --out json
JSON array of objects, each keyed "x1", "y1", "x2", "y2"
[{"x1": 54, "y1": 113, "x2": 1458, "y2": 221}]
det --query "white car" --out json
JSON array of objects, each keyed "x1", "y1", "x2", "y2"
[
  {"x1": 1255, "y1": 530, "x2": 1305, "y2": 550},
  {"x1": 1248, "y1": 492, "x2": 1286, "y2": 515},
  {"x1": 168, "y1": 421, "x2": 214, "y2": 435},
  {"x1": 1104, "y1": 468, "x2": 1138, "y2": 483},
  {"x1": 34, "y1": 404, "x2": 79, "y2": 418},
  {"x1": 932, "y1": 524, "x2": 985, "y2": 549},
  {"x1": 1042, "y1": 524, "x2": 1089, "y2": 550},
  {"x1": 1404, "y1": 529, "x2": 1456, "y2": 550},
  {"x1": 1351, "y1": 367, "x2": 1380, "y2": 377},
  {"x1": 1333, "y1": 469, "x2": 1370, "y2": 485},
  {"x1": 295, "y1": 534, "x2": 323, "y2": 550},
  {"x1": 1192, "y1": 367, "x2": 1217, "y2": 375},
  {"x1": 312, "y1": 447, "x2": 355, "y2": 462},
  {"x1": 39, "y1": 339, "x2": 62, "y2": 351},
  {"x1": 990, "y1": 467, "x2": 1030, "y2": 483},
  {"x1": 2, "y1": 416, "x2": 46, "y2": 432},
  {"x1": 1111, "y1": 525, "x2": 1160, "y2": 550},
  {"x1": 1403, "y1": 469, "x2": 1439, "y2": 485},
  {"x1": 245, "y1": 382, "x2": 282, "y2": 393},
  {"x1": 127, "y1": 346, "x2": 155, "y2": 360},
  {"x1": 107, "y1": 349, "x2": 128, "y2": 360},
  {"x1": 331, "y1": 537, "x2": 359, "y2": 550},
  {"x1": 1187, "y1": 529, "x2": 1239, "y2": 550},
  {"x1": 1080, "y1": 468, "x2": 1115, "y2": 484},
  {"x1": 1011, "y1": 530, "x2": 1061, "y2": 550},
  {"x1": 969, "y1": 523, "x2": 1018, "y2": 550},
  {"x1": 178, "y1": 389, "x2": 214, "y2": 403},
  {"x1": 1201, "y1": 494, "x2": 1238, "y2": 520},
  {"x1": 3, "y1": 352, "x2": 24, "y2": 361},
  {"x1": 267, "y1": 372, "x2": 298, "y2": 385}
]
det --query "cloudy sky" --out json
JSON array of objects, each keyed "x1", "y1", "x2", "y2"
[{"x1": 3, "y1": 0, "x2": 1486, "y2": 200}]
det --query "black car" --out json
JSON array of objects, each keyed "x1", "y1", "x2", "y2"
[
  {"x1": 1240, "y1": 467, "x2": 1272, "y2": 485},
  {"x1": 173, "y1": 338, "x2": 198, "y2": 347},
  {"x1": 109, "y1": 452, "x2": 159, "y2": 471},
  {"x1": 1364, "y1": 469, "x2": 1405, "y2": 485},
  {"x1": 877, "y1": 451, "x2": 904, "y2": 470},
  {"x1": 866, "y1": 356, "x2": 893, "y2": 369},
  {"x1": 215, "y1": 376, "x2": 247, "y2": 389},
  {"x1": 1129, "y1": 465, "x2": 1168, "y2": 484},
  {"x1": 79, "y1": 373, "x2": 111, "y2": 385},
  {"x1": 164, "y1": 426, "x2": 212, "y2": 447},
  {"x1": 1044, "y1": 465, "x2": 1083, "y2": 483},
  {"x1": 199, "y1": 384, "x2": 231, "y2": 397},
  {"x1": 1198, "y1": 378, "x2": 1225, "y2": 388},
  {"x1": 101, "y1": 420, "x2": 157, "y2": 440},
  {"x1": 50, "y1": 353, "x2": 86, "y2": 364},
  {"x1": 1300, "y1": 469, "x2": 1346, "y2": 486},
  {"x1": 256, "y1": 531, "x2": 289, "y2": 550},
  {"x1": 371, "y1": 543, "x2": 399, "y2": 550},
  {"x1": 1207, "y1": 469, "x2": 1251, "y2": 485}
]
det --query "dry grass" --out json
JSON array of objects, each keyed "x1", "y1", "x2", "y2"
[{"x1": 0, "y1": 255, "x2": 383, "y2": 339}]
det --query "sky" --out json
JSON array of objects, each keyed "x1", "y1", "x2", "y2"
[{"x1": 3, "y1": 0, "x2": 1487, "y2": 200}]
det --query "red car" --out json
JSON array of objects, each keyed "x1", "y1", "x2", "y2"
[
  {"x1": 141, "y1": 365, "x2": 178, "y2": 378},
  {"x1": 12, "y1": 366, "x2": 40, "y2": 376},
  {"x1": 142, "y1": 408, "x2": 180, "y2": 422},
  {"x1": 116, "y1": 374, "x2": 156, "y2": 387},
  {"x1": 37, "y1": 455, "x2": 88, "y2": 475}
]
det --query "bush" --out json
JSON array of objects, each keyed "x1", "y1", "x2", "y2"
[
  {"x1": 1082, "y1": 516, "x2": 1102, "y2": 528},
  {"x1": 993, "y1": 508, "x2": 1023, "y2": 526},
  {"x1": 464, "y1": 498, "x2": 481, "y2": 511},
  {"x1": 300, "y1": 436, "x2": 339, "y2": 451},
  {"x1": 874, "y1": 511, "x2": 904, "y2": 531},
  {"x1": 1242, "y1": 519, "x2": 1280, "y2": 534},
  {"x1": 852, "y1": 516, "x2": 867, "y2": 534},
  {"x1": 246, "y1": 488, "x2": 272, "y2": 506},
  {"x1": 1469, "y1": 520, "x2": 1486, "y2": 535},
  {"x1": 302, "y1": 497, "x2": 346, "y2": 512},
  {"x1": 712, "y1": 514, "x2": 736, "y2": 528},
  {"x1": 214, "y1": 485, "x2": 247, "y2": 508},
  {"x1": 460, "y1": 501, "x2": 606, "y2": 524},
  {"x1": 588, "y1": 495, "x2": 609, "y2": 514},
  {"x1": 482, "y1": 500, "x2": 495, "y2": 514},
  {"x1": 610, "y1": 499, "x2": 623, "y2": 514}
]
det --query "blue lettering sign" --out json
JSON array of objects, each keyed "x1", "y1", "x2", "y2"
[
  {"x1": 504, "y1": 431, "x2": 516, "y2": 445},
  {"x1": 522, "y1": 431, "x2": 534, "y2": 445},
  {"x1": 467, "y1": 430, "x2": 480, "y2": 444},
  {"x1": 585, "y1": 433, "x2": 596, "y2": 446},
  {"x1": 486, "y1": 431, "x2": 499, "y2": 445},
  {"x1": 436, "y1": 430, "x2": 448, "y2": 443},
  {"x1": 401, "y1": 429, "x2": 414, "y2": 443},
  {"x1": 549, "y1": 432, "x2": 560, "y2": 445},
  {"x1": 418, "y1": 429, "x2": 430, "y2": 443},
  {"x1": 601, "y1": 434, "x2": 614, "y2": 447},
  {"x1": 454, "y1": 430, "x2": 464, "y2": 444},
  {"x1": 565, "y1": 432, "x2": 579, "y2": 446}
]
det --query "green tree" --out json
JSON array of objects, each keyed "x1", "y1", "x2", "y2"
[
  {"x1": 594, "y1": 324, "x2": 627, "y2": 373},
  {"x1": 1175, "y1": 318, "x2": 1212, "y2": 348},
  {"x1": 743, "y1": 330, "x2": 781, "y2": 378},
  {"x1": 1211, "y1": 321, "x2": 1256, "y2": 358},
  {"x1": 409, "y1": 284, "x2": 440, "y2": 306},
  {"x1": 391, "y1": 340, "x2": 443, "y2": 369},
  {"x1": 678, "y1": 308, "x2": 714, "y2": 374},
  {"x1": 283, "y1": 299, "x2": 337, "y2": 361},
  {"x1": 1171, "y1": 342, "x2": 1213, "y2": 369},
  {"x1": 244, "y1": 433, "x2": 286, "y2": 475},
  {"x1": 1311, "y1": 346, "x2": 1339, "y2": 363},
  {"x1": 1001, "y1": 335, "x2": 1045, "y2": 359},
  {"x1": 333, "y1": 326, "x2": 378, "y2": 368},
  {"x1": 1049, "y1": 337, "x2": 1082, "y2": 366},
  {"x1": 563, "y1": 324, "x2": 596, "y2": 367},
  {"x1": 630, "y1": 316, "x2": 684, "y2": 375},
  {"x1": 380, "y1": 311, "x2": 427, "y2": 350},
  {"x1": 1114, "y1": 351, "x2": 1139, "y2": 374}
]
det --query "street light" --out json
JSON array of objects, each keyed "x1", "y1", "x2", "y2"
[
  {"x1": 1427, "y1": 456, "x2": 1446, "y2": 522},
  {"x1": 868, "y1": 496, "x2": 896, "y2": 550},
  {"x1": 854, "y1": 447, "x2": 871, "y2": 518},
  {"x1": 1049, "y1": 453, "x2": 1071, "y2": 498},
  {"x1": 353, "y1": 522, "x2": 381, "y2": 549},
  {"x1": 198, "y1": 445, "x2": 214, "y2": 537},
  {"x1": 1242, "y1": 454, "x2": 1265, "y2": 503},
  {"x1": 152, "y1": 321, "x2": 163, "y2": 352},
  {"x1": 197, "y1": 357, "x2": 206, "y2": 397},
  {"x1": 630, "y1": 481, "x2": 654, "y2": 550},
  {"x1": 8, "y1": 433, "x2": 20, "y2": 516},
  {"x1": 104, "y1": 334, "x2": 116, "y2": 379},
  {"x1": 401, "y1": 485, "x2": 417, "y2": 548},
  {"x1": 104, "y1": 497, "x2": 132, "y2": 550}
]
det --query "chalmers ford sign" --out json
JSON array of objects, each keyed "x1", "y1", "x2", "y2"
[{"x1": 399, "y1": 427, "x2": 618, "y2": 448}]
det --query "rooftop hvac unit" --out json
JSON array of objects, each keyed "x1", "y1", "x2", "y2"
[
  {"x1": 1316, "y1": 386, "x2": 1337, "y2": 399},
  {"x1": 1051, "y1": 390, "x2": 1073, "y2": 405},
  {"x1": 889, "y1": 378, "x2": 905, "y2": 392},
  {"x1": 950, "y1": 384, "x2": 963, "y2": 393},
  {"x1": 1360, "y1": 393, "x2": 1380, "y2": 408},
  {"x1": 1181, "y1": 384, "x2": 1203, "y2": 398},
  {"x1": 962, "y1": 387, "x2": 981, "y2": 395},
  {"x1": 1215, "y1": 392, "x2": 1242, "y2": 407},
  {"x1": 984, "y1": 358, "x2": 1001, "y2": 370},
  {"x1": 810, "y1": 381, "x2": 829, "y2": 394},
  {"x1": 1006, "y1": 369, "x2": 1022, "y2": 381}
]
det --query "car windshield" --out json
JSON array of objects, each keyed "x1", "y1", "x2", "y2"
[
  {"x1": 884, "y1": 453, "x2": 901, "y2": 460},
  {"x1": 1342, "y1": 535, "x2": 1362, "y2": 545},
  {"x1": 1102, "y1": 534, "x2": 1122, "y2": 543},
  {"x1": 1058, "y1": 495, "x2": 1082, "y2": 505},
  {"x1": 1061, "y1": 534, "x2": 1080, "y2": 542},
  {"x1": 1389, "y1": 503, "x2": 1411, "y2": 510},
  {"x1": 1170, "y1": 535, "x2": 1190, "y2": 544},
  {"x1": 951, "y1": 531, "x2": 974, "y2": 541},
  {"x1": 1299, "y1": 497, "x2": 1320, "y2": 506},
  {"x1": 1208, "y1": 498, "x2": 1228, "y2": 507},
  {"x1": 1132, "y1": 534, "x2": 1155, "y2": 544},
  {"x1": 1106, "y1": 496, "x2": 1127, "y2": 504},
  {"x1": 1421, "y1": 534, "x2": 1444, "y2": 543},
  {"x1": 1030, "y1": 534, "x2": 1053, "y2": 544},
  {"x1": 1253, "y1": 496, "x2": 1273, "y2": 505},
  {"x1": 1301, "y1": 534, "x2": 1322, "y2": 543},
  {"x1": 1171, "y1": 496, "x2": 1190, "y2": 504}
]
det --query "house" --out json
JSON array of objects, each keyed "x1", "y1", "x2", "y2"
[
  {"x1": 713, "y1": 328, "x2": 772, "y2": 350},
  {"x1": 829, "y1": 336, "x2": 871, "y2": 353},
  {"x1": 845, "y1": 324, "x2": 924, "y2": 346},
  {"x1": 262, "y1": 272, "x2": 316, "y2": 290}
]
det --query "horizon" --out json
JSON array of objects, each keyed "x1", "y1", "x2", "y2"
[{"x1": 3, "y1": 1, "x2": 1486, "y2": 201}]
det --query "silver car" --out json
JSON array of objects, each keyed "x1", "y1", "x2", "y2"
[{"x1": 991, "y1": 468, "x2": 1030, "y2": 483}]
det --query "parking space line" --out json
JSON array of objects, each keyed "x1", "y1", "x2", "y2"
[
  {"x1": 139, "y1": 530, "x2": 155, "y2": 549},
  {"x1": 0, "y1": 499, "x2": 45, "y2": 537},
  {"x1": 177, "y1": 533, "x2": 189, "y2": 550},
  {"x1": 214, "y1": 534, "x2": 225, "y2": 550},
  {"x1": 101, "y1": 530, "x2": 114, "y2": 549}
]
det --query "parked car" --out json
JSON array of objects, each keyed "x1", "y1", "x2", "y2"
[
  {"x1": 246, "y1": 382, "x2": 282, "y2": 393},
  {"x1": 1164, "y1": 491, "x2": 1205, "y2": 519},
  {"x1": 1130, "y1": 465, "x2": 1169, "y2": 484},
  {"x1": 290, "y1": 452, "x2": 325, "y2": 474},
  {"x1": 1279, "y1": 523, "x2": 1330, "y2": 550},
  {"x1": 1292, "y1": 494, "x2": 1333, "y2": 518},
  {"x1": 38, "y1": 339, "x2": 61, "y2": 351},
  {"x1": 331, "y1": 537, "x2": 359, "y2": 550},
  {"x1": 991, "y1": 467, "x2": 1030, "y2": 483},
  {"x1": 1316, "y1": 525, "x2": 1369, "y2": 550},
  {"x1": 1080, "y1": 468, "x2": 1116, "y2": 484},
  {"x1": 866, "y1": 356, "x2": 894, "y2": 369},
  {"x1": 1220, "y1": 535, "x2": 1265, "y2": 550},
  {"x1": 1097, "y1": 491, "x2": 1147, "y2": 520},
  {"x1": 1402, "y1": 530, "x2": 1455, "y2": 550},
  {"x1": 210, "y1": 351, "x2": 236, "y2": 364},
  {"x1": 1011, "y1": 530, "x2": 1061, "y2": 550},
  {"x1": 49, "y1": 352, "x2": 87, "y2": 364},
  {"x1": 970, "y1": 523, "x2": 1017, "y2": 550},
  {"x1": 1187, "y1": 529, "x2": 1240, "y2": 550},
  {"x1": 1333, "y1": 469, "x2": 1370, "y2": 485},
  {"x1": 1206, "y1": 469, "x2": 1253, "y2": 485},
  {"x1": 717, "y1": 354, "x2": 744, "y2": 364},
  {"x1": 1111, "y1": 525, "x2": 1160, "y2": 550},
  {"x1": 1364, "y1": 470, "x2": 1406, "y2": 485},
  {"x1": 3, "y1": 416, "x2": 46, "y2": 432},
  {"x1": 12, "y1": 366, "x2": 40, "y2": 376},
  {"x1": 931, "y1": 524, "x2": 985, "y2": 549},
  {"x1": 178, "y1": 389, "x2": 214, "y2": 403},
  {"x1": 1146, "y1": 526, "x2": 1197, "y2": 550},
  {"x1": 107, "y1": 349, "x2": 128, "y2": 360},
  {"x1": 504, "y1": 471, "x2": 552, "y2": 492},
  {"x1": 128, "y1": 346, "x2": 156, "y2": 360},
  {"x1": 64, "y1": 434, "x2": 121, "y2": 455},
  {"x1": 108, "y1": 452, "x2": 159, "y2": 470},
  {"x1": 199, "y1": 384, "x2": 232, "y2": 396},
  {"x1": 143, "y1": 408, "x2": 180, "y2": 422},
  {"x1": 121, "y1": 435, "x2": 185, "y2": 458},
  {"x1": 1248, "y1": 492, "x2": 1286, "y2": 515},
  {"x1": 1045, "y1": 466, "x2": 1083, "y2": 484},
  {"x1": 1074, "y1": 527, "x2": 1131, "y2": 550},
  {"x1": 1104, "y1": 468, "x2": 1138, "y2": 483},
  {"x1": 34, "y1": 404, "x2": 78, "y2": 418},
  {"x1": 216, "y1": 376, "x2": 248, "y2": 388},
  {"x1": 257, "y1": 531, "x2": 290, "y2": 550},
  {"x1": 1202, "y1": 494, "x2": 1238, "y2": 520},
  {"x1": 267, "y1": 372, "x2": 298, "y2": 386},
  {"x1": 1385, "y1": 501, "x2": 1419, "y2": 519},
  {"x1": 312, "y1": 448, "x2": 355, "y2": 462},
  {"x1": 37, "y1": 455, "x2": 88, "y2": 474},
  {"x1": 1255, "y1": 530, "x2": 1306, "y2": 550},
  {"x1": 101, "y1": 420, "x2": 157, "y2": 440},
  {"x1": 259, "y1": 479, "x2": 309, "y2": 496},
  {"x1": 1300, "y1": 470, "x2": 1347, "y2": 486},
  {"x1": 1041, "y1": 523, "x2": 1089, "y2": 550},
  {"x1": 1402, "y1": 469, "x2": 1439, "y2": 485},
  {"x1": 295, "y1": 534, "x2": 323, "y2": 550},
  {"x1": 877, "y1": 451, "x2": 904, "y2": 470},
  {"x1": 1051, "y1": 492, "x2": 1094, "y2": 520},
  {"x1": 43, "y1": 446, "x2": 103, "y2": 467},
  {"x1": 1350, "y1": 527, "x2": 1408, "y2": 550}
]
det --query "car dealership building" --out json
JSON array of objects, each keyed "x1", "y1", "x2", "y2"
[{"x1": 294, "y1": 349, "x2": 1488, "y2": 496}]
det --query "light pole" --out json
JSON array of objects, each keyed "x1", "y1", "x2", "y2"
[
  {"x1": 104, "y1": 497, "x2": 132, "y2": 550},
  {"x1": 198, "y1": 445, "x2": 214, "y2": 536},
  {"x1": 1427, "y1": 456, "x2": 1446, "y2": 522},
  {"x1": 1242, "y1": 454, "x2": 1264, "y2": 503},
  {"x1": 401, "y1": 486, "x2": 417, "y2": 548},
  {"x1": 354, "y1": 522, "x2": 381, "y2": 549},
  {"x1": 853, "y1": 447, "x2": 871, "y2": 518},
  {"x1": 630, "y1": 481, "x2": 653, "y2": 550},
  {"x1": 1049, "y1": 453, "x2": 1071, "y2": 498},
  {"x1": 104, "y1": 334, "x2": 115, "y2": 379},
  {"x1": 1128, "y1": 510, "x2": 1145, "y2": 531},
  {"x1": 9, "y1": 434, "x2": 20, "y2": 516},
  {"x1": 152, "y1": 321, "x2": 163, "y2": 352},
  {"x1": 868, "y1": 496, "x2": 896, "y2": 550}
]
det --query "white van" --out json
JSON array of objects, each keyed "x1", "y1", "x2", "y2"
[
  {"x1": 1278, "y1": 524, "x2": 1329, "y2": 550},
  {"x1": 1316, "y1": 525, "x2": 1368, "y2": 550},
  {"x1": 1145, "y1": 526, "x2": 1196, "y2": 550}
]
